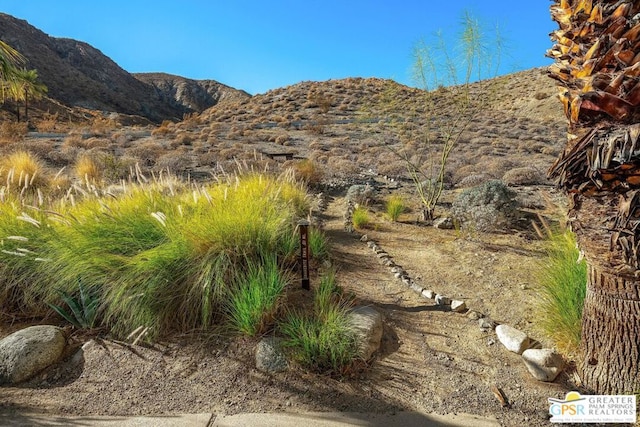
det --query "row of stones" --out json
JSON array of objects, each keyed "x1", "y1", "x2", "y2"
[{"x1": 343, "y1": 202, "x2": 566, "y2": 383}]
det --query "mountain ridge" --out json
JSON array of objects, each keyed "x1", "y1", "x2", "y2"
[{"x1": 0, "y1": 13, "x2": 249, "y2": 123}]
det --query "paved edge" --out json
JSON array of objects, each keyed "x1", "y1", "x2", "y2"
[
  {"x1": 0, "y1": 412, "x2": 215, "y2": 427},
  {"x1": 0, "y1": 411, "x2": 500, "y2": 427},
  {"x1": 212, "y1": 411, "x2": 500, "y2": 427}
]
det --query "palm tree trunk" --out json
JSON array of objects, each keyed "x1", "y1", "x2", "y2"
[
  {"x1": 571, "y1": 196, "x2": 640, "y2": 394},
  {"x1": 24, "y1": 89, "x2": 28, "y2": 123}
]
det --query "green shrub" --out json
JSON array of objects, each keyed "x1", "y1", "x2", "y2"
[
  {"x1": 451, "y1": 179, "x2": 518, "y2": 232},
  {"x1": 536, "y1": 229, "x2": 587, "y2": 357},
  {"x1": 385, "y1": 194, "x2": 406, "y2": 222},
  {"x1": 280, "y1": 270, "x2": 358, "y2": 375},
  {"x1": 309, "y1": 227, "x2": 330, "y2": 260},
  {"x1": 48, "y1": 279, "x2": 100, "y2": 330},
  {"x1": 314, "y1": 268, "x2": 340, "y2": 314},
  {"x1": 0, "y1": 174, "x2": 309, "y2": 339},
  {"x1": 227, "y1": 256, "x2": 289, "y2": 336},
  {"x1": 280, "y1": 305, "x2": 358, "y2": 375},
  {"x1": 352, "y1": 206, "x2": 371, "y2": 230}
]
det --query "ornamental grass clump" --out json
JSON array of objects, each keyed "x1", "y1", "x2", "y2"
[
  {"x1": 351, "y1": 206, "x2": 371, "y2": 230},
  {"x1": 309, "y1": 227, "x2": 330, "y2": 261},
  {"x1": 536, "y1": 227, "x2": 586, "y2": 357},
  {"x1": 0, "y1": 173, "x2": 309, "y2": 339},
  {"x1": 0, "y1": 151, "x2": 50, "y2": 194},
  {"x1": 280, "y1": 270, "x2": 359, "y2": 375},
  {"x1": 385, "y1": 194, "x2": 406, "y2": 222},
  {"x1": 227, "y1": 255, "x2": 289, "y2": 336}
]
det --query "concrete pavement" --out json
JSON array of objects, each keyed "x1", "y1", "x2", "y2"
[{"x1": 0, "y1": 411, "x2": 500, "y2": 427}]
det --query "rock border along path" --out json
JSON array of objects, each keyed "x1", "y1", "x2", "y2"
[{"x1": 342, "y1": 199, "x2": 565, "y2": 384}]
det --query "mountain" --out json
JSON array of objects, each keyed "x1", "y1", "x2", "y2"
[
  {"x1": 133, "y1": 73, "x2": 250, "y2": 116},
  {"x1": 0, "y1": 13, "x2": 249, "y2": 122}
]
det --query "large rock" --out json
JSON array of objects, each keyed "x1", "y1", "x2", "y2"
[
  {"x1": 255, "y1": 337, "x2": 288, "y2": 373},
  {"x1": 0, "y1": 325, "x2": 66, "y2": 384},
  {"x1": 522, "y1": 348, "x2": 565, "y2": 382},
  {"x1": 347, "y1": 306, "x2": 383, "y2": 360},
  {"x1": 495, "y1": 324, "x2": 530, "y2": 354}
]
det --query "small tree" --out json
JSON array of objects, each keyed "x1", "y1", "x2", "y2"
[
  {"x1": 0, "y1": 40, "x2": 24, "y2": 102},
  {"x1": 381, "y1": 12, "x2": 504, "y2": 221},
  {"x1": 12, "y1": 69, "x2": 48, "y2": 122}
]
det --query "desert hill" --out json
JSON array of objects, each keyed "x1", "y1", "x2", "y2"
[
  {"x1": 167, "y1": 69, "x2": 566, "y2": 187},
  {"x1": 0, "y1": 13, "x2": 249, "y2": 123},
  {"x1": 134, "y1": 73, "x2": 250, "y2": 115}
]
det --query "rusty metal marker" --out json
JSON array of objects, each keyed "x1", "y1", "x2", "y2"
[{"x1": 298, "y1": 220, "x2": 310, "y2": 290}]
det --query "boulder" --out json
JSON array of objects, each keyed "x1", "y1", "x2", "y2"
[
  {"x1": 522, "y1": 348, "x2": 565, "y2": 382},
  {"x1": 348, "y1": 306, "x2": 383, "y2": 360},
  {"x1": 0, "y1": 325, "x2": 66, "y2": 384},
  {"x1": 255, "y1": 337, "x2": 288, "y2": 373},
  {"x1": 495, "y1": 324, "x2": 530, "y2": 354}
]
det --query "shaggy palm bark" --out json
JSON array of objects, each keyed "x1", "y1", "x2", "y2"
[{"x1": 548, "y1": 0, "x2": 640, "y2": 394}]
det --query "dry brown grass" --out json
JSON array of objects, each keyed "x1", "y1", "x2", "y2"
[
  {"x1": 90, "y1": 116, "x2": 118, "y2": 135},
  {"x1": 0, "y1": 121, "x2": 28, "y2": 143},
  {"x1": 0, "y1": 150, "x2": 50, "y2": 191},
  {"x1": 74, "y1": 155, "x2": 102, "y2": 183},
  {"x1": 36, "y1": 112, "x2": 59, "y2": 132},
  {"x1": 289, "y1": 159, "x2": 323, "y2": 186},
  {"x1": 151, "y1": 120, "x2": 175, "y2": 136}
]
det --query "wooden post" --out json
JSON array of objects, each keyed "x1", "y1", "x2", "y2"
[{"x1": 298, "y1": 220, "x2": 310, "y2": 290}]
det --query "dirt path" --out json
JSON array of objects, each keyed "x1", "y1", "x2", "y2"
[
  {"x1": 321, "y1": 195, "x2": 572, "y2": 426},
  {"x1": 0, "y1": 193, "x2": 572, "y2": 426}
]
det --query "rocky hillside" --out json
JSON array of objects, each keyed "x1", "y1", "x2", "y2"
[
  {"x1": 134, "y1": 73, "x2": 249, "y2": 115},
  {"x1": 164, "y1": 69, "x2": 566, "y2": 186},
  {"x1": 0, "y1": 13, "x2": 249, "y2": 122}
]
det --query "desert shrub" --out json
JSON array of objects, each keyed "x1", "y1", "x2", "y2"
[
  {"x1": 90, "y1": 116, "x2": 117, "y2": 135},
  {"x1": 534, "y1": 91, "x2": 550, "y2": 100},
  {"x1": 385, "y1": 194, "x2": 406, "y2": 222},
  {"x1": 451, "y1": 180, "x2": 519, "y2": 232},
  {"x1": 155, "y1": 153, "x2": 192, "y2": 173},
  {"x1": 290, "y1": 159, "x2": 323, "y2": 186},
  {"x1": 82, "y1": 137, "x2": 110, "y2": 150},
  {"x1": 502, "y1": 166, "x2": 544, "y2": 186},
  {"x1": 536, "y1": 228, "x2": 586, "y2": 357},
  {"x1": 181, "y1": 112, "x2": 201, "y2": 128},
  {"x1": 227, "y1": 256, "x2": 289, "y2": 336},
  {"x1": 74, "y1": 155, "x2": 102, "y2": 183},
  {"x1": 0, "y1": 150, "x2": 50, "y2": 192},
  {"x1": 101, "y1": 154, "x2": 137, "y2": 182},
  {"x1": 456, "y1": 173, "x2": 492, "y2": 188},
  {"x1": 173, "y1": 132, "x2": 193, "y2": 147},
  {"x1": 126, "y1": 141, "x2": 164, "y2": 166},
  {"x1": 0, "y1": 121, "x2": 28, "y2": 142},
  {"x1": 151, "y1": 120, "x2": 174, "y2": 136},
  {"x1": 0, "y1": 173, "x2": 309, "y2": 339},
  {"x1": 280, "y1": 271, "x2": 358, "y2": 375},
  {"x1": 377, "y1": 160, "x2": 407, "y2": 178},
  {"x1": 274, "y1": 133, "x2": 289, "y2": 145},
  {"x1": 346, "y1": 184, "x2": 375, "y2": 205},
  {"x1": 36, "y1": 112, "x2": 59, "y2": 133},
  {"x1": 62, "y1": 134, "x2": 87, "y2": 149},
  {"x1": 352, "y1": 206, "x2": 371, "y2": 230}
]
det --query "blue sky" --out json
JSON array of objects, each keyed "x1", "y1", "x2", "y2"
[{"x1": 1, "y1": 1, "x2": 555, "y2": 95}]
